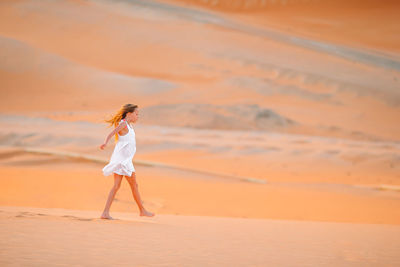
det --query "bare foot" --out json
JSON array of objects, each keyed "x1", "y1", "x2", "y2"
[
  {"x1": 100, "y1": 214, "x2": 114, "y2": 220},
  {"x1": 140, "y1": 210, "x2": 155, "y2": 217}
]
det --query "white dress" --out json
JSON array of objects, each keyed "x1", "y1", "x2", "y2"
[{"x1": 102, "y1": 119, "x2": 136, "y2": 177}]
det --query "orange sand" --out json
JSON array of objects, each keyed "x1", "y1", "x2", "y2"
[
  {"x1": 1, "y1": 0, "x2": 400, "y2": 265},
  {"x1": 2, "y1": 206, "x2": 400, "y2": 266},
  {"x1": 1, "y1": 158, "x2": 400, "y2": 224},
  {"x1": 167, "y1": 0, "x2": 400, "y2": 53}
]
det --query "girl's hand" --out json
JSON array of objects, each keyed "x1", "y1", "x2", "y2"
[{"x1": 100, "y1": 143, "x2": 107, "y2": 150}]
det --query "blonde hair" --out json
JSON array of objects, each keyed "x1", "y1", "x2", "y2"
[{"x1": 105, "y1": 104, "x2": 138, "y2": 141}]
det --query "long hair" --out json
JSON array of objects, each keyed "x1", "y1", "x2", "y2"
[{"x1": 105, "y1": 104, "x2": 138, "y2": 141}]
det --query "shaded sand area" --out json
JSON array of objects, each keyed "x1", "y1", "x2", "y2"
[
  {"x1": 1, "y1": 0, "x2": 399, "y2": 141},
  {"x1": 168, "y1": 0, "x2": 400, "y2": 54},
  {"x1": 1, "y1": 0, "x2": 400, "y2": 265},
  {"x1": 1, "y1": 206, "x2": 400, "y2": 266}
]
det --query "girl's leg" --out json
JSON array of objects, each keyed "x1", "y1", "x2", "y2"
[
  {"x1": 125, "y1": 172, "x2": 154, "y2": 217},
  {"x1": 100, "y1": 174, "x2": 123, "y2": 219}
]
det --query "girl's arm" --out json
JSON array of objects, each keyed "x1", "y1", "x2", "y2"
[{"x1": 99, "y1": 121, "x2": 127, "y2": 150}]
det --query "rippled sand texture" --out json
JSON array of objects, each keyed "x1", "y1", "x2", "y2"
[{"x1": 0, "y1": 0, "x2": 400, "y2": 266}]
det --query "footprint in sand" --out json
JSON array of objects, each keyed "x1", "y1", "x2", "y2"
[
  {"x1": 62, "y1": 215, "x2": 94, "y2": 221},
  {"x1": 75, "y1": 218, "x2": 94, "y2": 221},
  {"x1": 16, "y1": 211, "x2": 35, "y2": 217},
  {"x1": 15, "y1": 212, "x2": 48, "y2": 218}
]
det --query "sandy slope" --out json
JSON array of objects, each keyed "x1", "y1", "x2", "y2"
[
  {"x1": 167, "y1": 0, "x2": 400, "y2": 54},
  {"x1": 1, "y1": 0, "x2": 400, "y2": 265},
  {"x1": 1, "y1": 0, "x2": 399, "y2": 141},
  {"x1": 1, "y1": 206, "x2": 400, "y2": 266}
]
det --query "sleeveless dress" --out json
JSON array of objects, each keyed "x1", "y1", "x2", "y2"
[{"x1": 102, "y1": 119, "x2": 136, "y2": 177}]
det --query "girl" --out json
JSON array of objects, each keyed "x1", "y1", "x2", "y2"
[{"x1": 100, "y1": 104, "x2": 154, "y2": 219}]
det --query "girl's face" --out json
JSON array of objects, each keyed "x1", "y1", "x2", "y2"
[{"x1": 127, "y1": 109, "x2": 139, "y2": 123}]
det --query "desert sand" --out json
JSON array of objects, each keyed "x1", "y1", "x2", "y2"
[
  {"x1": 1, "y1": 206, "x2": 400, "y2": 266},
  {"x1": 0, "y1": 0, "x2": 399, "y2": 266}
]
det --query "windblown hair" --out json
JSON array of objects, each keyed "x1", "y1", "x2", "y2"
[{"x1": 105, "y1": 104, "x2": 138, "y2": 141}]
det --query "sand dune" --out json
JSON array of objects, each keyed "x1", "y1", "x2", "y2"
[
  {"x1": 1, "y1": 0, "x2": 400, "y2": 265},
  {"x1": 1, "y1": 0, "x2": 399, "y2": 142},
  {"x1": 0, "y1": 34, "x2": 176, "y2": 112},
  {"x1": 168, "y1": 0, "x2": 400, "y2": 54},
  {"x1": 1, "y1": 206, "x2": 400, "y2": 266}
]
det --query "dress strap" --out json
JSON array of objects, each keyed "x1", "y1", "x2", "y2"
[{"x1": 122, "y1": 118, "x2": 130, "y2": 129}]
